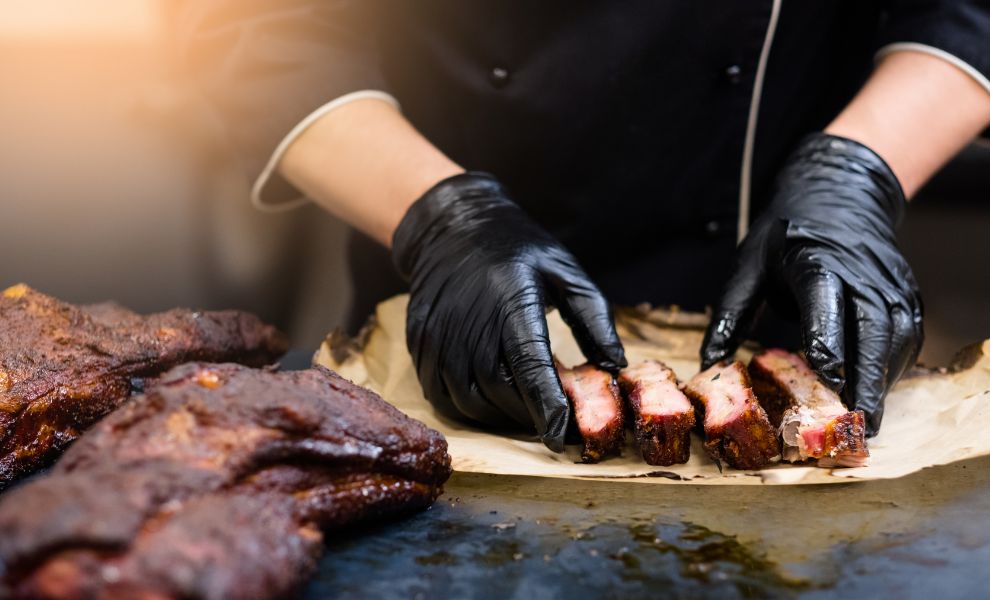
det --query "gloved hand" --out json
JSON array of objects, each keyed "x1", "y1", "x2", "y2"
[
  {"x1": 701, "y1": 133, "x2": 923, "y2": 436},
  {"x1": 392, "y1": 172, "x2": 626, "y2": 451}
]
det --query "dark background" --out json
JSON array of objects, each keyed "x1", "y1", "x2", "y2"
[{"x1": 1, "y1": 2, "x2": 987, "y2": 364}]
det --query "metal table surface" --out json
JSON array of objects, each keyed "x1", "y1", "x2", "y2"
[{"x1": 303, "y1": 456, "x2": 990, "y2": 599}]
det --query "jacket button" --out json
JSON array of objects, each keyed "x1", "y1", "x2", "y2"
[
  {"x1": 489, "y1": 66, "x2": 510, "y2": 88},
  {"x1": 705, "y1": 220, "x2": 721, "y2": 236},
  {"x1": 724, "y1": 64, "x2": 742, "y2": 84}
]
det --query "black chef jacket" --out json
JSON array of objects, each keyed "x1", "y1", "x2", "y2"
[{"x1": 178, "y1": 1, "x2": 990, "y2": 331}]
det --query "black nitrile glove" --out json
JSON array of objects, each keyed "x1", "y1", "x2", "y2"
[
  {"x1": 701, "y1": 133, "x2": 923, "y2": 436},
  {"x1": 392, "y1": 172, "x2": 627, "y2": 451}
]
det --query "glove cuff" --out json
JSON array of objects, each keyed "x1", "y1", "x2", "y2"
[
  {"x1": 391, "y1": 171, "x2": 511, "y2": 279},
  {"x1": 794, "y1": 132, "x2": 907, "y2": 227}
]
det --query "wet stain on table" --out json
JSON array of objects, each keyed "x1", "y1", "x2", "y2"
[{"x1": 306, "y1": 455, "x2": 990, "y2": 599}]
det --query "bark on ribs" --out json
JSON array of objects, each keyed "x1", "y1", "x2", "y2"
[
  {"x1": 683, "y1": 361, "x2": 780, "y2": 470},
  {"x1": 0, "y1": 363, "x2": 452, "y2": 600},
  {"x1": 617, "y1": 360, "x2": 695, "y2": 466},
  {"x1": 556, "y1": 361, "x2": 624, "y2": 462},
  {"x1": 749, "y1": 349, "x2": 869, "y2": 467},
  {"x1": 0, "y1": 284, "x2": 287, "y2": 488}
]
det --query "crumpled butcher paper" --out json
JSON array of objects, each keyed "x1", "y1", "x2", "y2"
[{"x1": 315, "y1": 295, "x2": 990, "y2": 485}]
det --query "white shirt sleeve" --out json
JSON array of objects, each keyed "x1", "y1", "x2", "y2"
[
  {"x1": 876, "y1": 42, "x2": 990, "y2": 96},
  {"x1": 250, "y1": 90, "x2": 401, "y2": 213}
]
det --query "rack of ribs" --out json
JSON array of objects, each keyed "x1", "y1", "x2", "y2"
[
  {"x1": 684, "y1": 361, "x2": 780, "y2": 470},
  {"x1": 749, "y1": 349, "x2": 869, "y2": 468},
  {"x1": 617, "y1": 360, "x2": 695, "y2": 466},
  {"x1": 0, "y1": 284, "x2": 287, "y2": 488},
  {"x1": 0, "y1": 363, "x2": 452, "y2": 599},
  {"x1": 556, "y1": 361, "x2": 624, "y2": 462}
]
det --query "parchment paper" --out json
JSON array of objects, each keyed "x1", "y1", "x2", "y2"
[{"x1": 315, "y1": 295, "x2": 990, "y2": 485}]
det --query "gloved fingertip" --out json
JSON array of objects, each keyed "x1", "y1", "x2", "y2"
[
  {"x1": 595, "y1": 360, "x2": 617, "y2": 373},
  {"x1": 851, "y1": 393, "x2": 882, "y2": 438},
  {"x1": 820, "y1": 372, "x2": 844, "y2": 394},
  {"x1": 808, "y1": 360, "x2": 844, "y2": 393},
  {"x1": 539, "y1": 405, "x2": 569, "y2": 453},
  {"x1": 864, "y1": 397, "x2": 884, "y2": 438},
  {"x1": 525, "y1": 377, "x2": 570, "y2": 453},
  {"x1": 701, "y1": 311, "x2": 745, "y2": 369},
  {"x1": 864, "y1": 412, "x2": 881, "y2": 439},
  {"x1": 594, "y1": 344, "x2": 628, "y2": 373},
  {"x1": 803, "y1": 337, "x2": 845, "y2": 393},
  {"x1": 565, "y1": 308, "x2": 627, "y2": 374},
  {"x1": 700, "y1": 342, "x2": 730, "y2": 371},
  {"x1": 611, "y1": 343, "x2": 628, "y2": 368},
  {"x1": 541, "y1": 430, "x2": 567, "y2": 453}
]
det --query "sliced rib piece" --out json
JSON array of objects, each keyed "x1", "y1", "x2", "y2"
[
  {"x1": 749, "y1": 349, "x2": 869, "y2": 467},
  {"x1": 617, "y1": 360, "x2": 695, "y2": 466},
  {"x1": 556, "y1": 361, "x2": 624, "y2": 462},
  {"x1": 0, "y1": 284, "x2": 287, "y2": 487},
  {"x1": 683, "y1": 361, "x2": 780, "y2": 470},
  {"x1": 0, "y1": 363, "x2": 452, "y2": 599}
]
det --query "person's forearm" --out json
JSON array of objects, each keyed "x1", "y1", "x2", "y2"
[
  {"x1": 825, "y1": 50, "x2": 990, "y2": 199},
  {"x1": 278, "y1": 98, "x2": 463, "y2": 247}
]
